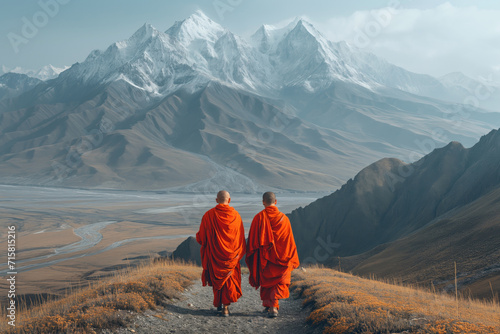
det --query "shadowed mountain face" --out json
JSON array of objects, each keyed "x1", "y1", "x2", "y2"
[
  {"x1": 344, "y1": 186, "x2": 500, "y2": 298},
  {"x1": 171, "y1": 236, "x2": 201, "y2": 266},
  {"x1": 0, "y1": 73, "x2": 42, "y2": 101},
  {"x1": 1, "y1": 76, "x2": 499, "y2": 191},
  {"x1": 288, "y1": 129, "x2": 500, "y2": 296},
  {"x1": 289, "y1": 129, "x2": 500, "y2": 258},
  {"x1": 0, "y1": 81, "x2": 396, "y2": 191}
]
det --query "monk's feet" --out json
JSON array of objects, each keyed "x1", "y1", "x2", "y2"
[
  {"x1": 268, "y1": 307, "x2": 278, "y2": 318},
  {"x1": 221, "y1": 305, "x2": 229, "y2": 317},
  {"x1": 262, "y1": 307, "x2": 270, "y2": 313},
  {"x1": 216, "y1": 305, "x2": 223, "y2": 313}
]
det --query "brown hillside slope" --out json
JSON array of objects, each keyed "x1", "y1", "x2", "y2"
[
  {"x1": 289, "y1": 129, "x2": 500, "y2": 296},
  {"x1": 293, "y1": 268, "x2": 500, "y2": 334},
  {"x1": 341, "y1": 186, "x2": 500, "y2": 299},
  {"x1": 1, "y1": 260, "x2": 200, "y2": 334},
  {"x1": 2, "y1": 261, "x2": 498, "y2": 333},
  {"x1": 288, "y1": 140, "x2": 477, "y2": 259}
]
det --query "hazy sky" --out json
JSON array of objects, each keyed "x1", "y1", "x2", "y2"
[{"x1": 1, "y1": 0, "x2": 500, "y2": 79}]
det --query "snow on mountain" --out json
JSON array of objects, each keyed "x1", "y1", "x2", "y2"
[
  {"x1": 0, "y1": 72, "x2": 42, "y2": 100},
  {"x1": 33, "y1": 65, "x2": 69, "y2": 80},
  {"x1": 166, "y1": 10, "x2": 226, "y2": 46},
  {"x1": 0, "y1": 12, "x2": 475, "y2": 104},
  {"x1": 2, "y1": 11, "x2": 500, "y2": 192},
  {"x1": 53, "y1": 11, "x2": 453, "y2": 101},
  {"x1": 440, "y1": 71, "x2": 499, "y2": 92},
  {"x1": 439, "y1": 72, "x2": 500, "y2": 111},
  {"x1": 60, "y1": 11, "x2": 272, "y2": 96},
  {"x1": 250, "y1": 18, "x2": 302, "y2": 54},
  {"x1": 2, "y1": 64, "x2": 69, "y2": 80}
]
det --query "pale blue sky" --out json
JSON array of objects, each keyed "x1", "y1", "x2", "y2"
[{"x1": 1, "y1": 0, "x2": 500, "y2": 78}]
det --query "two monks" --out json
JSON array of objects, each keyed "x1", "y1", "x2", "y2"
[{"x1": 196, "y1": 190, "x2": 299, "y2": 318}]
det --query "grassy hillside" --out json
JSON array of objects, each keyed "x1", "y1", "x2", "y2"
[
  {"x1": 0, "y1": 260, "x2": 200, "y2": 334},
  {"x1": 293, "y1": 267, "x2": 500, "y2": 334},
  {"x1": 2, "y1": 262, "x2": 498, "y2": 333},
  {"x1": 338, "y1": 186, "x2": 500, "y2": 299}
]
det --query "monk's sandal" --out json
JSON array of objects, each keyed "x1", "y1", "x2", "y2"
[{"x1": 221, "y1": 306, "x2": 229, "y2": 317}]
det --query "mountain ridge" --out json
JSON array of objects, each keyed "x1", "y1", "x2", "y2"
[
  {"x1": 35, "y1": 10, "x2": 469, "y2": 100},
  {"x1": 288, "y1": 128, "x2": 500, "y2": 296},
  {"x1": 1, "y1": 11, "x2": 500, "y2": 191}
]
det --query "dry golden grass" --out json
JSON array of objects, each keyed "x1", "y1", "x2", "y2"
[
  {"x1": 0, "y1": 259, "x2": 200, "y2": 334},
  {"x1": 292, "y1": 267, "x2": 500, "y2": 334}
]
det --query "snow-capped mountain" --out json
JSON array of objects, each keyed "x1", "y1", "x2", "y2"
[
  {"x1": 0, "y1": 72, "x2": 42, "y2": 100},
  {"x1": 0, "y1": 12, "x2": 480, "y2": 104},
  {"x1": 1, "y1": 64, "x2": 69, "y2": 81},
  {"x1": 1, "y1": 11, "x2": 499, "y2": 192},
  {"x1": 62, "y1": 11, "x2": 271, "y2": 96},
  {"x1": 250, "y1": 17, "x2": 450, "y2": 96},
  {"x1": 58, "y1": 11, "x2": 451, "y2": 100}
]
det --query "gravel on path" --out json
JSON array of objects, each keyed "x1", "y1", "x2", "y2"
[{"x1": 101, "y1": 274, "x2": 322, "y2": 334}]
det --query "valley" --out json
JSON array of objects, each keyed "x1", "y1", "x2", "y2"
[
  {"x1": 1, "y1": 8, "x2": 499, "y2": 320},
  {"x1": 0, "y1": 184, "x2": 321, "y2": 304}
]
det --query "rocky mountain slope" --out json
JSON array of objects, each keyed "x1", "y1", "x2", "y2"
[
  {"x1": 288, "y1": 129, "x2": 500, "y2": 296},
  {"x1": 0, "y1": 73, "x2": 42, "y2": 100},
  {"x1": 1, "y1": 11, "x2": 499, "y2": 191}
]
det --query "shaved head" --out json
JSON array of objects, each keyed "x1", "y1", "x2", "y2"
[
  {"x1": 262, "y1": 191, "x2": 276, "y2": 206},
  {"x1": 217, "y1": 190, "x2": 230, "y2": 204}
]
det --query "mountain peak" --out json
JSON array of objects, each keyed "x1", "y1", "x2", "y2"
[
  {"x1": 251, "y1": 25, "x2": 271, "y2": 53},
  {"x1": 190, "y1": 9, "x2": 211, "y2": 21},
  {"x1": 127, "y1": 23, "x2": 159, "y2": 46},
  {"x1": 288, "y1": 18, "x2": 324, "y2": 41},
  {"x1": 250, "y1": 17, "x2": 305, "y2": 54},
  {"x1": 1, "y1": 64, "x2": 68, "y2": 81},
  {"x1": 475, "y1": 128, "x2": 500, "y2": 150},
  {"x1": 166, "y1": 10, "x2": 225, "y2": 45}
]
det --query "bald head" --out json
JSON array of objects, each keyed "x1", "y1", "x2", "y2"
[
  {"x1": 262, "y1": 191, "x2": 277, "y2": 207},
  {"x1": 216, "y1": 190, "x2": 230, "y2": 204}
]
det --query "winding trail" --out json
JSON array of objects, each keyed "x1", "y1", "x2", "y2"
[{"x1": 103, "y1": 274, "x2": 321, "y2": 334}]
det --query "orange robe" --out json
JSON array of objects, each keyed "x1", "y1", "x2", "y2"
[
  {"x1": 246, "y1": 206, "x2": 300, "y2": 309},
  {"x1": 196, "y1": 204, "x2": 246, "y2": 307}
]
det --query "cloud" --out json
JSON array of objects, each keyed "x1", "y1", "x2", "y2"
[{"x1": 319, "y1": 2, "x2": 500, "y2": 80}]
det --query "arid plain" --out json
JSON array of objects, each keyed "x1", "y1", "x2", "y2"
[{"x1": 0, "y1": 184, "x2": 322, "y2": 305}]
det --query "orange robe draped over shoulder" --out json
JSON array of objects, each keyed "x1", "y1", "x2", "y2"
[
  {"x1": 196, "y1": 204, "x2": 246, "y2": 307},
  {"x1": 246, "y1": 206, "x2": 300, "y2": 306}
]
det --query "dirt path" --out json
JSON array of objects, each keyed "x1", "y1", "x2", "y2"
[{"x1": 103, "y1": 274, "x2": 321, "y2": 334}]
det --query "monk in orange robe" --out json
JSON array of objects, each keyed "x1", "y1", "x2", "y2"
[
  {"x1": 246, "y1": 191, "x2": 300, "y2": 318},
  {"x1": 196, "y1": 190, "x2": 246, "y2": 317}
]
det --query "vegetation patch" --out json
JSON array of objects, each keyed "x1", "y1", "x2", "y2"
[
  {"x1": 292, "y1": 267, "x2": 500, "y2": 334},
  {"x1": 1, "y1": 260, "x2": 200, "y2": 334}
]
